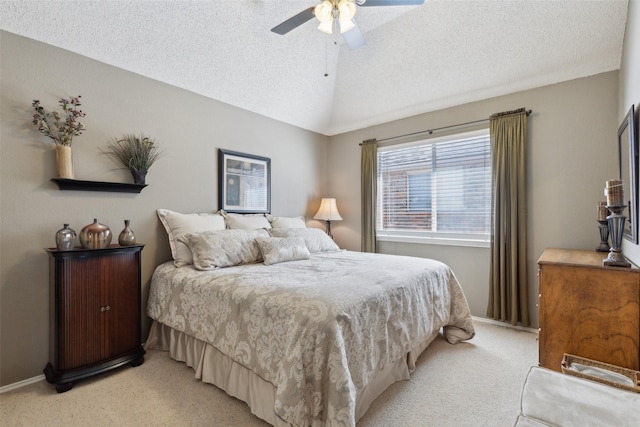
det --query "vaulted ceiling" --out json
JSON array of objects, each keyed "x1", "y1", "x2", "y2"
[{"x1": 0, "y1": 0, "x2": 629, "y2": 136}]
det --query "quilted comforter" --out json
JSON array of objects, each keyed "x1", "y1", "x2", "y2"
[{"x1": 147, "y1": 250, "x2": 475, "y2": 426}]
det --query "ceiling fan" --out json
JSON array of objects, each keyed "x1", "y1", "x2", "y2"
[{"x1": 271, "y1": 0, "x2": 425, "y2": 50}]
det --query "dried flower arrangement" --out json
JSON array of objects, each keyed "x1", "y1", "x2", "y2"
[{"x1": 32, "y1": 96, "x2": 86, "y2": 146}]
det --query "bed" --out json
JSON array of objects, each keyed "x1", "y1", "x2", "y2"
[{"x1": 145, "y1": 210, "x2": 475, "y2": 427}]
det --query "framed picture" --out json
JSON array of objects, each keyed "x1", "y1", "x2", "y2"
[{"x1": 218, "y1": 149, "x2": 271, "y2": 214}]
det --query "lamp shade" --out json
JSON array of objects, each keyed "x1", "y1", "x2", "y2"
[
  {"x1": 314, "y1": 197, "x2": 343, "y2": 221},
  {"x1": 317, "y1": 19, "x2": 334, "y2": 34},
  {"x1": 315, "y1": 1, "x2": 334, "y2": 32},
  {"x1": 338, "y1": 0, "x2": 356, "y2": 33},
  {"x1": 315, "y1": 1, "x2": 333, "y2": 19}
]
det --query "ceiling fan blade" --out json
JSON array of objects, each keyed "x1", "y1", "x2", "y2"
[
  {"x1": 356, "y1": 0, "x2": 425, "y2": 6},
  {"x1": 343, "y1": 21, "x2": 365, "y2": 50},
  {"x1": 271, "y1": 7, "x2": 316, "y2": 35}
]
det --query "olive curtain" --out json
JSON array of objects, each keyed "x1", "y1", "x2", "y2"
[
  {"x1": 361, "y1": 139, "x2": 378, "y2": 253},
  {"x1": 487, "y1": 108, "x2": 530, "y2": 326}
]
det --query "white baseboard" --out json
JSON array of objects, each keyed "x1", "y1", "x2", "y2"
[
  {"x1": 472, "y1": 315, "x2": 538, "y2": 334},
  {"x1": 0, "y1": 374, "x2": 45, "y2": 394},
  {"x1": 1, "y1": 342, "x2": 149, "y2": 393}
]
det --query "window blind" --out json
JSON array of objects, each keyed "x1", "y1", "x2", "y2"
[{"x1": 377, "y1": 130, "x2": 491, "y2": 237}]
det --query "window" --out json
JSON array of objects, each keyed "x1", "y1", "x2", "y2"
[{"x1": 377, "y1": 129, "x2": 491, "y2": 247}]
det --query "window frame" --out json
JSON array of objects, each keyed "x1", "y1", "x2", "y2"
[{"x1": 376, "y1": 128, "x2": 491, "y2": 248}]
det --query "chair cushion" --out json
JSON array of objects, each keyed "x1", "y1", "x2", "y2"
[{"x1": 519, "y1": 367, "x2": 640, "y2": 427}]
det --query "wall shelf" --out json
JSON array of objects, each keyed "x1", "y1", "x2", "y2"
[{"x1": 51, "y1": 179, "x2": 147, "y2": 193}]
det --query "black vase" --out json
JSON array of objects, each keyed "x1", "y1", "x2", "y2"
[{"x1": 131, "y1": 170, "x2": 147, "y2": 185}]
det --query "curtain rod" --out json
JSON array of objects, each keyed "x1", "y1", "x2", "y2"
[{"x1": 360, "y1": 109, "x2": 533, "y2": 145}]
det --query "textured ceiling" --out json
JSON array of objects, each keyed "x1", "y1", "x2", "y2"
[{"x1": 0, "y1": 0, "x2": 629, "y2": 136}]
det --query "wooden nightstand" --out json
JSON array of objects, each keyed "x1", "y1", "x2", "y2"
[
  {"x1": 537, "y1": 248, "x2": 640, "y2": 372},
  {"x1": 44, "y1": 244, "x2": 146, "y2": 392}
]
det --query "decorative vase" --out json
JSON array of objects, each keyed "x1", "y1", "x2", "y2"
[
  {"x1": 131, "y1": 170, "x2": 147, "y2": 185},
  {"x1": 55, "y1": 145, "x2": 74, "y2": 179},
  {"x1": 79, "y1": 218, "x2": 112, "y2": 249},
  {"x1": 118, "y1": 219, "x2": 136, "y2": 246},
  {"x1": 55, "y1": 224, "x2": 76, "y2": 251}
]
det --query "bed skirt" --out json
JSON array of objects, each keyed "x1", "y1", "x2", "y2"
[{"x1": 145, "y1": 320, "x2": 440, "y2": 426}]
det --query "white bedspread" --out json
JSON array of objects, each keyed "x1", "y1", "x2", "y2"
[{"x1": 147, "y1": 251, "x2": 475, "y2": 426}]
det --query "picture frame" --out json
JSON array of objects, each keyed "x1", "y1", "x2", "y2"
[
  {"x1": 218, "y1": 149, "x2": 271, "y2": 214},
  {"x1": 619, "y1": 104, "x2": 638, "y2": 243}
]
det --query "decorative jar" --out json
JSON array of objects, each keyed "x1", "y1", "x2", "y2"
[
  {"x1": 118, "y1": 219, "x2": 136, "y2": 246},
  {"x1": 80, "y1": 218, "x2": 112, "y2": 249},
  {"x1": 55, "y1": 224, "x2": 76, "y2": 251}
]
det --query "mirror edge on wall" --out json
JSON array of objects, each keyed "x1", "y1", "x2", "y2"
[{"x1": 619, "y1": 104, "x2": 638, "y2": 244}]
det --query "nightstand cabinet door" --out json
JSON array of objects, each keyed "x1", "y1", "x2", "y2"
[
  {"x1": 55, "y1": 255, "x2": 103, "y2": 369},
  {"x1": 99, "y1": 251, "x2": 141, "y2": 359},
  {"x1": 45, "y1": 245, "x2": 146, "y2": 391},
  {"x1": 538, "y1": 248, "x2": 640, "y2": 372}
]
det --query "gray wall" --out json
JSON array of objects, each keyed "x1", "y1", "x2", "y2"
[
  {"x1": 327, "y1": 71, "x2": 621, "y2": 328},
  {"x1": 0, "y1": 31, "x2": 327, "y2": 386}
]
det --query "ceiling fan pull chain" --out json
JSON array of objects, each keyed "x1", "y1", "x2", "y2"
[{"x1": 324, "y1": 40, "x2": 329, "y2": 77}]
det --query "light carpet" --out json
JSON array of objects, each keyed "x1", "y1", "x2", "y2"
[{"x1": 0, "y1": 320, "x2": 538, "y2": 426}]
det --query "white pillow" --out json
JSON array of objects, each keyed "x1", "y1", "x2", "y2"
[
  {"x1": 268, "y1": 228, "x2": 340, "y2": 253},
  {"x1": 223, "y1": 213, "x2": 272, "y2": 230},
  {"x1": 179, "y1": 229, "x2": 269, "y2": 270},
  {"x1": 157, "y1": 209, "x2": 226, "y2": 267},
  {"x1": 266, "y1": 215, "x2": 307, "y2": 229},
  {"x1": 255, "y1": 236, "x2": 311, "y2": 265}
]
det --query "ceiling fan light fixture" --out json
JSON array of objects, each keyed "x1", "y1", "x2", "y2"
[
  {"x1": 314, "y1": 1, "x2": 333, "y2": 23},
  {"x1": 338, "y1": 0, "x2": 356, "y2": 19},
  {"x1": 315, "y1": 1, "x2": 335, "y2": 34},
  {"x1": 338, "y1": 0, "x2": 356, "y2": 33},
  {"x1": 317, "y1": 19, "x2": 334, "y2": 34}
]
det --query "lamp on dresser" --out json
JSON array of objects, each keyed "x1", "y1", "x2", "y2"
[{"x1": 314, "y1": 197, "x2": 342, "y2": 239}]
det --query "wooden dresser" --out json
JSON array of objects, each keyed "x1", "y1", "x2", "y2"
[
  {"x1": 44, "y1": 244, "x2": 146, "y2": 392},
  {"x1": 537, "y1": 248, "x2": 640, "y2": 372}
]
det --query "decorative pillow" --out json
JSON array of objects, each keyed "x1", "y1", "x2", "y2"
[
  {"x1": 268, "y1": 228, "x2": 340, "y2": 253},
  {"x1": 222, "y1": 212, "x2": 272, "y2": 230},
  {"x1": 157, "y1": 209, "x2": 226, "y2": 267},
  {"x1": 266, "y1": 215, "x2": 307, "y2": 229},
  {"x1": 179, "y1": 229, "x2": 269, "y2": 270},
  {"x1": 255, "y1": 236, "x2": 311, "y2": 265}
]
